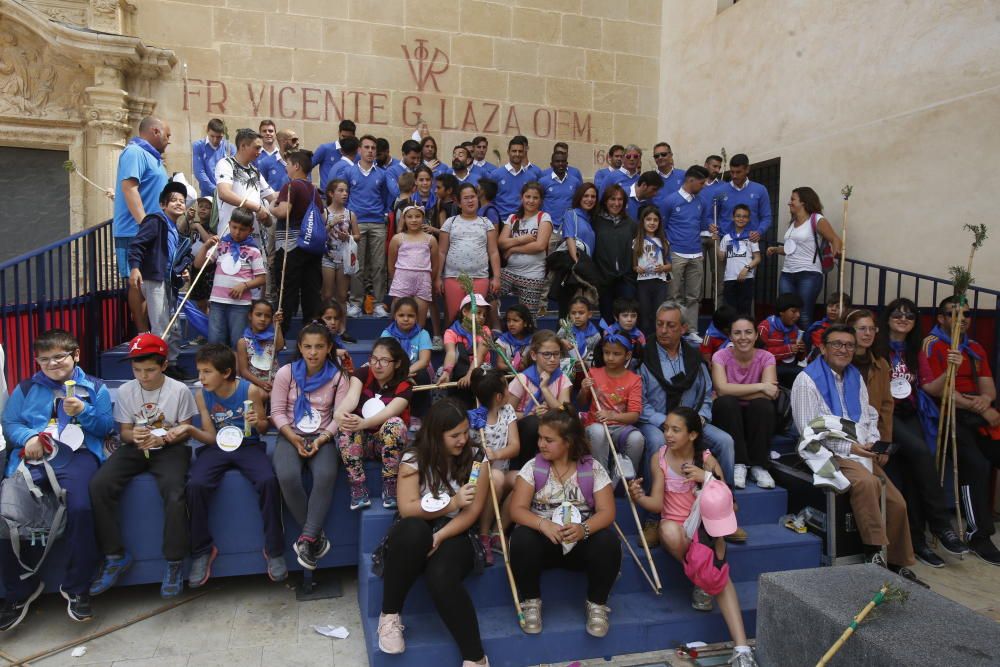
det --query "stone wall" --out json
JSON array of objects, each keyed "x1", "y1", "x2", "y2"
[{"x1": 132, "y1": 0, "x2": 663, "y2": 179}]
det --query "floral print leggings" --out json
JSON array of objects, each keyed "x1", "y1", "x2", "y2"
[{"x1": 337, "y1": 417, "x2": 406, "y2": 499}]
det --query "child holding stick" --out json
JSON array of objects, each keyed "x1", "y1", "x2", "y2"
[{"x1": 237, "y1": 299, "x2": 284, "y2": 394}]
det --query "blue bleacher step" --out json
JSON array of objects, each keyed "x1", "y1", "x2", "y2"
[{"x1": 361, "y1": 580, "x2": 760, "y2": 667}]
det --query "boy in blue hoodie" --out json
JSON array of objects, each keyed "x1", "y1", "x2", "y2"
[{"x1": 0, "y1": 330, "x2": 114, "y2": 629}]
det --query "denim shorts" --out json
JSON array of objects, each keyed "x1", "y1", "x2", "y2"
[{"x1": 114, "y1": 237, "x2": 133, "y2": 279}]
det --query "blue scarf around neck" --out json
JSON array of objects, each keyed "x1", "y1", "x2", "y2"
[
  {"x1": 522, "y1": 364, "x2": 563, "y2": 414},
  {"x1": 32, "y1": 366, "x2": 92, "y2": 433},
  {"x1": 803, "y1": 356, "x2": 862, "y2": 422},
  {"x1": 220, "y1": 233, "x2": 259, "y2": 264},
  {"x1": 449, "y1": 320, "x2": 474, "y2": 350},
  {"x1": 705, "y1": 322, "x2": 730, "y2": 347},
  {"x1": 928, "y1": 324, "x2": 980, "y2": 361},
  {"x1": 497, "y1": 330, "x2": 530, "y2": 357},
  {"x1": 130, "y1": 137, "x2": 162, "y2": 162},
  {"x1": 573, "y1": 321, "x2": 600, "y2": 356},
  {"x1": 767, "y1": 314, "x2": 796, "y2": 345},
  {"x1": 242, "y1": 325, "x2": 275, "y2": 356},
  {"x1": 386, "y1": 321, "x2": 422, "y2": 353},
  {"x1": 290, "y1": 359, "x2": 337, "y2": 424}
]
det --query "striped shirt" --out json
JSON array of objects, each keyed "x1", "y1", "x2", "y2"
[{"x1": 210, "y1": 240, "x2": 266, "y2": 305}]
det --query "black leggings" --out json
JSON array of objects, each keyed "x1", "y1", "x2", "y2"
[
  {"x1": 887, "y1": 411, "x2": 954, "y2": 545},
  {"x1": 509, "y1": 524, "x2": 621, "y2": 604},
  {"x1": 511, "y1": 415, "x2": 540, "y2": 470},
  {"x1": 954, "y1": 410, "x2": 1000, "y2": 539},
  {"x1": 711, "y1": 395, "x2": 775, "y2": 467},
  {"x1": 381, "y1": 517, "x2": 484, "y2": 662}
]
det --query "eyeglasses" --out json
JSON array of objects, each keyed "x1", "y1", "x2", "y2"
[
  {"x1": 35, "y1": 352, "x2": 73, "y2": 366},
  {"x1": 536, "y1": 351, "x2": 561, "y2": 360},
  {"x1": 369, "y1": 356, "x2": 394, "y2": 368},
  {"x1": 826, "y1": 341, "x2": 857, "y2": 351},
  {"x1": 890, "y1": 311, "x2": 916, "y2": 321},
  {"x1": 653, "y1": 152, "x2": 671, "y2": 159}
]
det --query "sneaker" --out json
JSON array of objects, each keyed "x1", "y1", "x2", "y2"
[
  {"x1": 584, "y1": 600, "x2": 610, "y2": 638},
  {"x1": 374, "y1": 303, "x2": 390, "y2": 318},
  {"x1": 59, "y1": 587, "x2": 93, "y2": 622},
  {"x1": 377, "y1": 612, "x2": 405, "y2": 654},
  {"x1": 728, "y1": 647, "x2": 758, "y2": 666},
  {"x1": 295, "y1": 536, "x2": 319, "y2": 571},
  {"x1": 347, "y1": 303, "x2": 363, "y2": 319},
  {"x1": 431, "y1": 336, "x2": 444, "y2": 351},
  {"x1": 0, "y1": 581, "x2": 44, "y2": 632},
  {"x1": 970, "y1": 535, "x2": 1000, "y2": 566},
  {"x1": 462, "y1": 659, "x2": 491, "y2": 667},
  {"x1": 520, "y1": 598, "x2": 542, "y2": 634},
  {"x1": 264, "y1": 551, "x2": 288, "y2": 582},
  {"x1": 408, "y1": 417, "x2": 422, "y2": 433},
  {"x1": 90, "y1": 552, "x2": 134, "y2": 596},
  {"x1": 750, "y1": 466, "x2": 775, "y2": 489},
  {"x1": 866, "y1": 550, "x2": 887, "y2": 568},
  {"x1": 733, "y1": 464, "x2": 748, "y2": 489},
  {"x1": 725, "y1": 527, "x2": 748, "y2": 544},
  {"x1": 691, "y1": 587, "x2": 714, "y2": 612},
  {"x1": 382, "y1": 494, "x2": 397, "y2": 509},
  {"x1": 936, "y1": 529, "x2": 969, "y2": 555},
  {"x1": 914, "y1": 544, "x2": 946, "y2": 569},
  {"x1": 188, "y1": 545, "x2": 218, "y2": 588},
  {"x1": 351, "y1": 486, "x2": 371, "y2": 511},
  {"x1": 160, "y1": 560, "x2": 184, "y2": 598},
  {"x1": 490, "y1": 534, "x2": 503, "y2": 555},
  {"x1": 479, "y1": 535, "x2": 495, "y2": 567},
  {"x1": 364, "y1": 295, "x2": 375, "y2": 315},
  {"x1": 889, "y1": 564, "x2": 928, "y2": 588}
]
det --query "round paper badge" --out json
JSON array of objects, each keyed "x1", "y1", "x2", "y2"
[
  {"x1": 216, "y1": 425, "x2": 244, "y2": 452},
  {"x1": 296, "y1": 412, "x2": 321, "y2": 434},
  {"x1": 361, "y1": 395, "x2": 384, "y2": 420},
  {"x1": 783, "y1": 238, "x2": 798, "y2": 256},
  {"x1": 250, "y1": 352, "x2": 273, "y2": 371},
  {"x1": 59, "y1": 423, "x2": 85, "y2": 451},
  {"x1": 890, "y1": 377, "x2": 912, "y2": 400},
  {"x1": 420, "y1": 492, "x2": 451, "y2": 513},
  {"x1": 220, "y1": 253, "x2": 241, "y2": 276},
  {"x1": 551, "y1": 503, "x2": 582, "y2": 526}
]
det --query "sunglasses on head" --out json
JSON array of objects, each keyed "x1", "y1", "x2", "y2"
[{"x1": 890, "y1": 310, "x2": 916, "y2": 321}]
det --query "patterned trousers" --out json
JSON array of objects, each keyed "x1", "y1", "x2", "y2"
[{"x1": 337, "y1": 417, "x2": 407, "y2": 498}]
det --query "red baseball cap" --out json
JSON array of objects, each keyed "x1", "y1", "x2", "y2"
[{"x1": 125, "y1": 333, "x2": 168, "y2": 358}]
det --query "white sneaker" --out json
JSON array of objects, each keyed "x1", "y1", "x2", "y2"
[
  {"x1": 373, "y1": 303, "x2": 390, "y2": 318},
  {"x1": 733, "y1": 464, "x2": 748, "y2": 489},
  {"x1": 377, "y1": 613, "x2": 405, "y2": 654},
  {"x1": 431, "y1": 336, "x2": 444, "y2": 351},
  {"x1": 347, "y1": 303, "x2": 362, "y2": 319},
  {"x1": 750, "y1": 466, "x2": 775, "y2": 489}
]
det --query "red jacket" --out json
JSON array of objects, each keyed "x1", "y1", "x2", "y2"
[{"x1": 757, "y1": 316, "x2": 803, "y2": 363}]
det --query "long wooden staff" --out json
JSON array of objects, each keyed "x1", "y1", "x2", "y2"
[
  {"x1": 561, "y1": 320, "x2": 662, "y2": 592},
  {"x1": 183, "y1": 63, "x2": 196, "y2": 174},
  {"x1": 162, "y1": 244, "x2": 217, "y2": 339},
  {"x1": 816, "y1": 584, "x2": 907, "y2": 667},
  {"x1": 276, "y1": 189, "x2": 292, "y2": 313},
  {"x1": 712, "y1": 199, "x2": 720, "y2": 310},
  {"x1": 838, "y1": 185, "x2": 853, "y2": 315},
  {"x1": 62, "y1": 161, "x2": 113, "y2": 200},
  {"x1": 460, "y1": 275, "x2": 525, "y2": 628}
]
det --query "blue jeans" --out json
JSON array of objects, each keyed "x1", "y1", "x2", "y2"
[
  {"x1": 638, "y1": 420, "x2": 735, "y2": 487},
  {"x1": 779, "y1": 270, "x2": 824, "y2": 330},
  {"x1": 208, "y1": 302, "x2": 251, "y2": 348}
]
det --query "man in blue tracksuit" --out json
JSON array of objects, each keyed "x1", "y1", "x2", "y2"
[
  {"x1": 660, "y1": 165, "x2": 709, "y2": 332},
  {"x1": 191, "y1": 118, "x2": 234, "y2": 198},
  {"x1": 0, "y1": 330, "x2": 114, "y2": 629},
  {"x1": 347, "y1": 134, "x2": 394, "y2": 317},
  {"x1": 705, "y1": 153, "x2": 772, "y2": 242}
]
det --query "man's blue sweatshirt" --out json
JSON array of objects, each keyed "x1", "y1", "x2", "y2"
[
  {"x1": 540, "y1": 169, "x2": 581, "y2": 229},
  {"x1": 345, "y1": 163, "x2": 392, "y2": 223},
  {"x1": 660, "y1": 189, "x2": 706, "y2": 254},
  {"x1": 192, "y1": 138, "x2": 234, "y2": 197},
  {"x1": 488, "y1": 164, "x2": 536, "y2": 218},
  {"x1": 702, "y1": 179, "x2": 773, "y2": 236}
]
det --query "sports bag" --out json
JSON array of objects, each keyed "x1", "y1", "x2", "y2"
[{"x1": 0, "y1": 450, "x2": 68, "y2": 580}]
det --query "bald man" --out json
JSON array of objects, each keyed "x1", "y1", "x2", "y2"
[
  {"x1": 114, "y1": 116, "x2": 172, "y2": 331},
  {"x1": 258, "y1": 129, "x2": 300, "y2": 193}
]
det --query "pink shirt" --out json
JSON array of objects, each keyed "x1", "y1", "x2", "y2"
[
  {"x1": 269, "y1": 364, "x2": 349, "y2": 435},
  {"x1": 211, "y1": 240, "x2": 266, "y2": 305},
  {"x1": 508, "y1": 372, "x2": 572, "y2": 413},
  {"x1": 712, "y1": 347, "x2": 775, "y2": 386}
]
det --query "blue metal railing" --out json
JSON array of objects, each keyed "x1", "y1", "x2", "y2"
[{"x1": 0, "y1": 219, "x2": 128, "y2": 386}]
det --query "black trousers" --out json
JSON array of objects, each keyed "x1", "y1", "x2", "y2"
[
  {"x1": 509, "y1": 524, "x2": 621, "y2": 604},
  {"x1": 275, "y1": 246, "x2": 322, "y2": 334},
  {"x1": 636, "y1": 279, "x2": 669, "y2": 342},
  {"x1": 711, "y1": 395, "x2": 775, "y2": 467},
  {"x1": 954, "y1": 410, "x2": 1000, "y2": 539},
  {"x1": 89, "y1": 443, "x2": 190, "y2": 562},
  {"x1": 511, "y1": 415, "x2": 540, "y2": 470},
  {"x1": 381, "y1": 517, "x2": 484, "y2": 662},
  {"x1": 775, "y1": 363, "x2": 801, "y2": 390},
  {"x1": 887, "y1": 411, "x2": 955, "y2": 546},
  {"x1": 723, "y1": 278, "x2": 755, "y2": 317}
]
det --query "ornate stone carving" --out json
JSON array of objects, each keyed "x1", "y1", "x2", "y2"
[
  {"x1": 88, "y1": 0, "x2": 121, "y2": 33},
  {"x1": 0, "y1": 23, "x2": 86, "y2": 120},
  {"x1": 22, "y1": 0, "x2": 87, "y2": 26}
]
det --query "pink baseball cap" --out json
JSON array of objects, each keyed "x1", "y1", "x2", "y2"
[
  {"x1": 460, "y1": 293, "x2": 490, "y2": 309},
  {"x1": 700, "y1": 479, "x2": 737, "y2": 537}
]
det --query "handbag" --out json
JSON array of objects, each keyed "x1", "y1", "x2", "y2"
[
  {"x1": 809, "y1": 214, "x2": 835, "y2": 273},
  {"x1": 341, "y1": 235, "x2": 359, "y2": 275}
]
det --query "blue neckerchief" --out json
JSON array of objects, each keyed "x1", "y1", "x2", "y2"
[
  {"x1": 449, "y1": 320, "x2": 474, "y2": 350},
  {"x1": 604, "y1": 323, "x2": 640, "y2": 348},
  {"x1": 31, "y1": 366, "x2": 92, "y2": 433},
  {"x1": 166, "y1": 215, "x2": 179, "y2": 269},
  {"x1": 573, "y1": 321, "x2": 600, "y2": 356},
  {"x1": 242, "y1": 325, "x2": 275, "y2": 356},
  {"x1": 386, "y1": 321, "x2": 422, "y2": 353},
  {"x1": 497, "y1": 331, "x2": 530, "y2": 357},
  {"x1": 928, "y1": 324, "x2": 980, "y2": 361},
  {"x1": 805, "y1": 317, "x2": 829, "y2": 338},
  {"x1": 291, "y1": 359, "x2": 337, "y2": 424},
  {"x1": 803, "y1": 356, "x2": 862, "y2": 422},
  {"x1": 705, "y1": 322, "x2": 730, "y2": 347},
  {"x1": 467, "y1": 406, "x2": 489, "y2": 431},
  {"x1": 220, "y1": 233, "x2": 259, "y2": 264},
  {"x1": 730, "y1": 227, "x2": 750, "y2": 243},
  {"x1": 767, "y1": 314, "x2": 796, "y2": 345},
  {"x1": 522, "y1": 364, "x2": 563, "y2": 414},
  {"x1": 413, "y1": 190, "x2": 436, "y2": 213},
  {"x1": 130, "y1": 137, "x2": 162, "y2": 162}
]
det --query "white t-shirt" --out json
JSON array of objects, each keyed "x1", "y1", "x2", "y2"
[
  {"x1": 401, "y1": 451, "x2": 462, "y2": 518},
  {"x1": 470, "y1": 404, "x2": 517, "y2": 471},
  {"x1": 215, "y1": 156, "x2": 274, "y2": 238},
  {"x1": 516, "y1": 457, "x2": 611, "y2": 520},
  {"x1": 637, "y1": 236, "x2": 668, "y2": 282},
  {"x1": 113, "y1": 377, "x2": 198, "y2": 440},
  {"x1": 441, "y1": 215, "x2": 495, "y2": 278},
  {"x1": 503, "y1": 212, "x2": 551, "y2": 280},
  {"x1": 782, "y1": 215, "x2": 824, "y2": 274},
  {"x1": 720, "y1": 235, "x2": 761, "y2": 281}
]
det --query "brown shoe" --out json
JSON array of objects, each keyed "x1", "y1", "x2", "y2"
[{"x1": 725, "y1": 527, "x2": 748, "y2": 543}]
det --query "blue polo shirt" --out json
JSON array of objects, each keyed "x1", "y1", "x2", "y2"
[
  {"x1": 113, "y1": 141, "x2": 168, "y2": 238},
  {"x1": 705, "y1": 179, "x2": 773, "y2": 237},
  {"x1": 346, "y1": 162, "x2": 392, "y2": 223},
  {"x1": 191, "y1": 138, "x2": 233, "y2": 197},
  {"x1": 540, "y1": 169, "x2": 582, "y2": 229},
  {"x1": 602, "y1": 168, "x2": 640, "y2": 197},
  {"x1": 660, "y1": 188, "x2": 706, "y2": 255},
  {"x1": 651, "y1": 168, "x2": 685, "y2": 213},
  {"x1": 626, "y1": 184, "x2": 655, "y2": 221},
  {"x1": 487, "y1": 163, "x2": 536, "y2": 218},
  {"x1": 257, "y1": 153, "x2": 289, "y2": 193},
  {"x1": 593, "y1": 166, "x2": 618, "y2": 194},
  {"x1": 313, "y1": 141, "x2": 345, "y2": 191},
  {"x1": 453, "y1": 169, "x2": 482, "y2": 188}
]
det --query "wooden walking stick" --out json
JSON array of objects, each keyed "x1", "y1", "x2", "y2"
[
  {"x1": 559, "y1": 319, "x2": 662, "y2": 592},
  {"x1": 838, "y1": 185, "x2": 853, "y2": 316},
  {"x1": 276, "y1": 190, "x2": 293, "y2": 313},
  {"x1": 63, "y1": 160, "x2": 113, "y2": 200},
  {"x1": 712, "y1": 147, "x2": 727, "y2": 310},
  {"x1": 162, "y1": 244, "x2": 218, "y2": 339},
  {"x1": 459, "y1": 274, "x2": 525, "y2": 628},
  {"x1": 815, "y1": 583, "x2": 908, "y2": 667}
]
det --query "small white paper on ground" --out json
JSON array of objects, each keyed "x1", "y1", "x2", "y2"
[
  {"x1": 71, "y1": 646, "x2": 87, "y2": 657},
  {"x1": 312, "y1": 625, "x2": 350, "y2": 639}
]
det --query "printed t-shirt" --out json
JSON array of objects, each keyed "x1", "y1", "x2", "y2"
[
  {"x1": 352, "y1": 367, "x2": 413, "y2": 427},
  {"x1": 920, "y1": 337, "x2": 991, "y2": 395},
  {"x1": 402, "y1": 451, "x2": 460, "y2": 518},
  {"x1": 380, "y1": 327, "x2": 432, "y2": 365},
  {"x1": 470, "y1": 404, "x2": 517, "y2": 471},
  {"x1": 503, "y1": 212, "x2": 550, "y2": 280},
  {"x1": 720, "y1": 235, "x2": 760, "y2": 281},
  {"x1": 215, "y1": 157, "x2": 274, "y2": 234},
  {"x1": 210, "y1": 239, "x2": 266, "y2": 305},
  {"x1": 516, "y1": 457, "x2": 611, "y2": 520},
  {"x1": 508, "y1": 372, "x2": 572, "y2": 413},
  {"x1": 113, "y1": 377, "x2": 198, "y2": 436},
  {"x1": 585, "y1": 367, "x2": 642, "y2": 425},
  {"x1": 440, "y1": 215, "x2": 495, "y2": 278}
]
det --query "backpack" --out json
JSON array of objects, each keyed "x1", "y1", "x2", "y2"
[
  {"x1": 296, "y1": 183, "x2": 328, "y2": 255},
  {"x1": 532, "y1": 454, "x2": 595, "y2": 508},
  {"x1": 0, "y1": 455, "x2": 68, "y2": 580},
  {"x1": 809, "y1": 213, "x2": 835, "y2": 273}
]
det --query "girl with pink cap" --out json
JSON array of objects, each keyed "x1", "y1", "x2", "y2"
[{"x1": 628, "y1": 406, "x2": 758, "y2": 667}]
